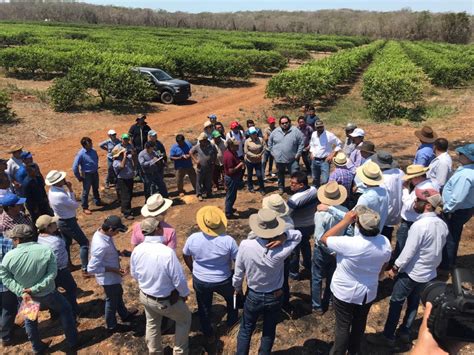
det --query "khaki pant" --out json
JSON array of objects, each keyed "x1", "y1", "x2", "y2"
[
  {"x1": 139, "y1": 291, "x2": 191, "y2": 355},
  {"x1": 175, "y1": 168, "x2": 197, "y2": 194}
]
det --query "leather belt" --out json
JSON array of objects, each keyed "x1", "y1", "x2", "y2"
[
  {"x1": 313, "y1": 156, "x2": 327, "y2": 161},
  {"x1": 140, "y1": 290, "x2": 170, "y2": 302}
]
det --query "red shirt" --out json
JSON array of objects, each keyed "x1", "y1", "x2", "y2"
[{"x1": 223, "y1": 149, "x2": 241, "y2": 177}]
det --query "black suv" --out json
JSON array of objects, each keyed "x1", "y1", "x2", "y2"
[{"x1": 134, "y1": 67, "x2": 191, "y2": 104}]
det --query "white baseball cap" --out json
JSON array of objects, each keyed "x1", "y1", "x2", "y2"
[
  {"x1": 108, "y1": 129, "x2": 117, "y2": 135},
  {"x1": 349, "y1": 128, "x2": 365, "y2": 138}
]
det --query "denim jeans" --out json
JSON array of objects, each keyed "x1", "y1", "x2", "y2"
[
  {"x1": 289, "y1": 225, "x2": 313, "y2": 279},
  {"x1": 81, "y1": 171, "x2": 101, "y2": 209},
  {"x1": 224, "y1": 175, "x2": 240, "y2": 216},
  {"x1": 106, "y1": 158, "x2": 117, "y2": 185},
  {"x1": 383, "y1": 273, "x2": 426, "y2": 340},
  {"x1": 196, "y1": 167, "x2": 213, "y2": 197},
  {"x1": 440, "y1": 208, "x2": 473, "y2": 270},
  {"x1": 0, "y1": 290, "x2": 18, "y2": 342},
  {"x1": 143, "y1": 171, "x2": 169, "y2": 200},
  {"x1": 246, "y1": 161, "x2": 264, "y2": 191},
  {"x1": 237, "y1": 288, "x2": 283, "y2": 355},
  {"x1": 56, "y1": 268, "x2": 79, "y2": 316},
  {"x1": 262, "y1": 150, "x2": 274, "y2": 175},
  {"x1": 57, "y1": 217, "x2": 90, "y2": 271},
  {"x1": 301, "y1": 150, "x2": 312, "y2": 173},
  {"x1": 311, "y1": 158, "x2": 329, "y2": 188},
  {"x1": 276, "y1": 160, "x2": 299, "y2": 190},
  {"x1": 311, "y1": 245, "x2": 336, "y2": 311},
  {"x1": 193, "y1": 276, "x2": 238, "y2": 337},
  {"x1": 394, "y1": 220, "x2": 413, "y2": 262},
  {"x1": 331, "y1": 296, "x2": 372, "y2": 355},
  {"x1": 103, "y1": 284, "x2": 130, "y2": 329},
  {"x1": 25, "y1": 291, "x2": 77, "y2": 352}
]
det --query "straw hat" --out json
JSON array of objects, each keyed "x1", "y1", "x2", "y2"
[
  {"x1": 36, "y1": 215, "x2": 59, "y2": 231},
  {"x1": 317, "y1": 182, "x2": 347, "y2": 206},
  {"x1": 45, "y1": 170, "x2": 67, "y2": 186},
  {"x1": 196, "y1": 206, "x2": 227, "y2": 237},
  {"x1": 415, "y1": 126, "x2": 437, "y2": 144},
  {"x1": 249, "y1": 209, "x2": 285, "y2": 239},
  {"x1": 262, "y1": 194, "x2": 289, "y2": 217},
  {"x1": 111, "y1": 146, "x2": 126, "y2": 159},
  {"x1": 197, "y1": 132, "x2": 208, "y2": 141},
  {"x1": 333, "y1": 152, "x2": 348, "y2": 167},
  {"x1": 6, "y1": 144, "x2": 23, "y2": 154},
  {"x1": 402, "y1": 164, "x2": 429, "y2": 181},
  {"x1": 141, "y1": 194, "x2": 173, "y2": 217},
  {"x1": 355, "y1": 161, "x2": 383, "y2": 186},
  {"x1": 203, "y1": 120, "x2": 212, "y2": 128}
]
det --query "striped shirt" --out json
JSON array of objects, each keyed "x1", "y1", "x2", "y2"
[
  {"x1": 0, "y1": 211, "x2": 33, "y2": 234},
  {"x1": 0, "y1": 234, "x2": 14, "y2": 292}
]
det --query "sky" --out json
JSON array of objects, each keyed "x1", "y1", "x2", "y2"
[{"x1": 84, "y1": 0, "x2": 473, "y2": 14}]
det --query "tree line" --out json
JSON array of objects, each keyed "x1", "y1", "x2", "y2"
[{"x1": 0, "y1": 3, "x2": 471, "y2": 43}]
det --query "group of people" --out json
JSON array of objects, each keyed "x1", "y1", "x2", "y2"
[{"x1": 0, "y1": 107, "x2": 472, "y2": 355}]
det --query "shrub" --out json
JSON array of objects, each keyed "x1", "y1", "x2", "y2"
[
  {"x1": 48, "y1": 74, "x2": 87, "y2": 112},
  {"x1": 0, "y1": 90, "x2": 14, "y2": 122}
]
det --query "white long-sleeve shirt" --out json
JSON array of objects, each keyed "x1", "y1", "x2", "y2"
[
  {"x1": 233, "y1": 229, "x2": 302, "y2": 293},
  {"x1": 427, "y1": 152, "x2": 452, "y2": 188},
  {"x1": 381, "y1": 168, "x2": 404, "y2": 226},
  {"x1": 131, "y1": 236, "x2": 189, "y2": 298},
  {"x1": 401, "y1": 179, "x2": 439, "y2": 222},
  {"x1": 309, "y1": 130, "x2": 342, "y2": 158},
  {"x1": 48, "y1": 186, "x2": 79, "y2": 219},
  {"x1": 395, "y1": 212, "x2": 448, "y2": 283},
  {"x1": 87, "y1": 230, "x2": 122, "y2": 286}
]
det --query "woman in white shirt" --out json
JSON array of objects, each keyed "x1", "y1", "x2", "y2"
[{"x1": 320, "y1": 206, "x2": 392, "y2": 355}]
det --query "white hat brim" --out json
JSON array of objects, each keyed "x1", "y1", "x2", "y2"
[
  {"x1": 141, "y1": 198, "x2": 173, "y2": 217},
  {"x1": 45, "y1": 171, "x2": 67, "y2": 186},
  {"x1": 248, "y1": 214, "x2": 286, "y2": 239}
]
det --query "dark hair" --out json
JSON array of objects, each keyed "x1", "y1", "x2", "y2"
[
  {"x1": 308, "y1": 105, "x2": 315, "y2": 111},
  {"x1": 145, "y1": 141, "x2": 155, "y2": 149},
  {"x1": 290, "y1": 171, "x2": 308, "y2": 185},
  {"x1": 356, "y1": 221, "x2": 380, "y2": 237},
  {"x1": 80, "y1": 137, "x2": 92, "y2": 147},
  {"x1": 101, "y1": 223, "x2": 119, "y2": 232},
  {"x1": 246, "y1": 119, "x2": 255, "y2": 126},
  {"x1": 215, "y1": 121, "x2": 223, "y2": 127},
  {"x1": 279, "y1": 115, "x2": 291, "y2": 123},
  {"x1": 297, "y1": 116, "x2": 305, "y2": 122},
  {"x1": 434, "y1": 138, "x2": 448, "y2": 152},
  {"x1": 175, "y1": 134, "x2": 185, "y2": 142}
]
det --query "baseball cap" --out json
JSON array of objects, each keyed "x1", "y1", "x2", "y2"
[
  {"x1": 140, "y1": 217, "x2": 160, "y2": 235},
  {"x1": 230, "y1": 121, "x2": 239, "y2": 130},
  {"x1": 20, "y1": 151, "x2": 32, "y2": 159},
  {"x1": 208, "y1": 114, "x2": 217, "y2": 120},
  {"x1": 107, "y1": 129, "x2": 116, "y2": 135},
  {"x1": 0, "y1": 193, "x2": 26, "y2": 207},
  {"x1": 415, "y1": 188, "x2": 442, "y2": 208},
  {"x1": 354, "y1": 205, "x2": 380, "y2": 233},
  {"x1": 148, "y1": 130, "x2": 157, "y2": 137},
  {"x1": 349, "y1": 128, "x2": 365, "y2": 138},
  {"x1": 102, "y1": 215, "x2": 127, "y2": 232},
  {"x1": 248, "y1": 127, "x2": 257, "y2": 135},
  {"x1": 211, "y1": 130, "x2": 221, "y2": 138},
  {"x1": 121, "y1": 133, "x2": 130, "y2": 139},
  {"x1": 267, "y1": 116, "x2": 276, "y2": 124},
  {"x1": 36, "y1": 215, "x2": 59, "y2": 231},
  {"x1": 5, "y1": 224, "x2": 36, "y2": 240}
]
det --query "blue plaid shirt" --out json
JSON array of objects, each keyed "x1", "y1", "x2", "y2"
[
  {"x1": 0, "y1": 234, "x2": 14, "y2": 292},
  {"x1": 329, "y1": 167, "x2": 355, "y2": 194}
]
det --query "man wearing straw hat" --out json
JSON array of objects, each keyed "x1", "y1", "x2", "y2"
[
  {"x1": 329, "y1": 152, "x2": 354, "y2": 200},
  {"x1": 112, "y1": 146, "x2": 135, "y2": 220},
  {"x1": 46, "y1": 170, "x2": 90, "y2": 274},
  {"x1": 5, "y1": 144, "x2": 23, "y2": 192},
  {"x1": 312, "y1": 181, "x2": 349, "y2": 315},
  {"x1": 131, "y1": 218, "x2": 191, "y2": 354},
  {"x1": 413, "y1": 126, "x2": 437, "y2": 167},
  {"x1": 234, "y1": 209, "x2": 302, "y2": 354},
  {"x1": 183, "y1": 206, "x2": 238, "y2": 343}
]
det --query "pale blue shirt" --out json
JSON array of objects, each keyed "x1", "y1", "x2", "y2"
[
  {"x1": 427, "y1": 152, "x2": 452, "y2": 188},
  {"x1": 88, "y1": 230, "x2": 122, "y2": 286},
  {"x1": 183, "y1": 232, "x2": 238, "y2": 283},
  {"x1": 356, "y1": 186, "x2": 389, "y2": 230},
  {"x1": 314, "y1": 205, "x2": 349, "y2": 255},
  {"x1": 233, "y1": 229, "x2": 302, "y2": 293},
  {"x1": 414, "y1": 143, "x2": 435, "y2": 167},
  {"x1": 442, "y1": 164, "x2": 474, "y2": 213},
  {"x1": 37, "y1": 234, "x2": 69, "y2": 270},
  {"x1": 131, "y1": 236, "x2": 189, "y2": 298},
  {"x1": 395, "y1": 212, "x2": 448, "y2": 283}
]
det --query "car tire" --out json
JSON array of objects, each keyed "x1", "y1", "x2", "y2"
[{"x1": 160, "y1": 91, "x2": 174, "y2": 104}]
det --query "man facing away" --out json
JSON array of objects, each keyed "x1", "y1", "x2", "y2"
[{"x1": 427, "y1": 138, "x2": 452, "y2": 189}]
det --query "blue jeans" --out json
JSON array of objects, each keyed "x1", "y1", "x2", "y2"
[
  {"x1": 192, "y1": 276, "x2": 238, "y2": 337},
  {"x1": 81, "y1": 171, "x2": 101, "y2": 209},
  {"x1": 289, "y1": 225, "x2": 313, "y2": 279},
  {"x1": 106, "y1": 158, "x2": 117, "y2": 185},
  {"x1": 57, "y1": 218, "x2": 89, "y2": 271},
  {"x1": 383, "y1": 273, "x2": 426, "y2": 340},
  {"x1": 311, "y1": 158, "x2": 329, "y2": 187},
  {"x1": 394, "y1": 220, "x2": 413, "y2": 263},
  {"x1": 0, "y1": 290, "x2": 18, "y2": 342},
  {"x1": 262, "y1": 150, "x2": 274, "y2": 175},
  {"x1": 311, "y1": 245, "x2": 336, "y2": 311},
  {"x1": 103, "y1": 284, "x2": 130, "y2": 329},
  {"x1": 143, "y1": 171, "x2": 169, "y2": 199},
  {"x1": 237, "y1": 288, "x2": 283, "y2": 355},
  {"x1": 246, "y1": 161, "x2": 264, "y2": 191},
  {"x1": 25, "y1": 291, "x2": 77, "y2": 352},
  {"x1": 440, "y1": 208, "x2": 473, "y2": 270},
  {"x1": 56, "y1": 268, "x2": 79, "y2": 317},
  {"x1": 224, "y1": 175, "x2": 240, "y2": 216},
  {"x1": 276, "y1": 160, "x2": 299, "y2": 190}
]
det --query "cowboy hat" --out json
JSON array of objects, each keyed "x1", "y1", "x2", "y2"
[
  {"x1": 356, "y1": 161, "x2": 383, "y2": 186},
  {"x1": 402, "y1": 164, "x2": 429, "y2": 181},
  {"x1": 141, "y1": 193, "x2": 173, "y2": 218},
  {"x1": 371, "y1": 151, "x2": 398, "y2": 170},
  {"x1": 196, "y1": 206, "x2": 227, "y2": 237},
  {"x1": 45, "y1": 170, "x2": 67, "y2": 186},
  {"x1": 249, "y1": 209, "x2": 285, "y2": 239},
  {"x1": 111, "y1": 146, "x2": 126, "y2": 159},
  {"x1": 415, "y1": 126, "x2": 437, "y2": 144},
  {"x1": 197, "y1": 132, "x2": 208, "y2": 141},
  {"x1": 6, "y1": 144, "x2": 23, "y2": 154},
  {"x1": 317, "y1": 181, "x2": 347, "y2": 206},
  {"x1": 333, "y1": 152, "x2": 348, "y2": 167},
  {"x1": 262, "y1": 194, "x2": 289, "y2": 217}
]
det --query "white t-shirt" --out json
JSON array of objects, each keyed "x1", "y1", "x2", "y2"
[{"x1": 327, "y1": 232, "x2": 391, "y2": 305}]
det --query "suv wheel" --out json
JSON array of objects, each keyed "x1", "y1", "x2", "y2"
[{"x1": 160, "y1": 91, "x2": 174, "y2": 104}]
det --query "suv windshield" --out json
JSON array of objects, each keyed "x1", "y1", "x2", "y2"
[{"x1": 150, "y1": 69, "x2": 172, "y2": 81}]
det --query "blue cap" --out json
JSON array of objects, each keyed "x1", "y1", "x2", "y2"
[
  {"x1": 248, "y1": 127, "x2": 257, "y2": 135},
  {"x1": 208, "y1": 114, "x2": 217, "y2": 120},
  {"x1": 456, "y1": 143, "x2": 474, "y2": 162},
  {"x1": 0, "y1": 193, "x2": 26, "y2": 207},
  {"x1": 20, "y1": 151, "x2": 32, "y2": 159}
]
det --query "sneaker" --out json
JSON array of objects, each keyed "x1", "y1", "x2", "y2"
[{"x1": 366, "y1": 333, "x2": 396, "y2": 347}]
